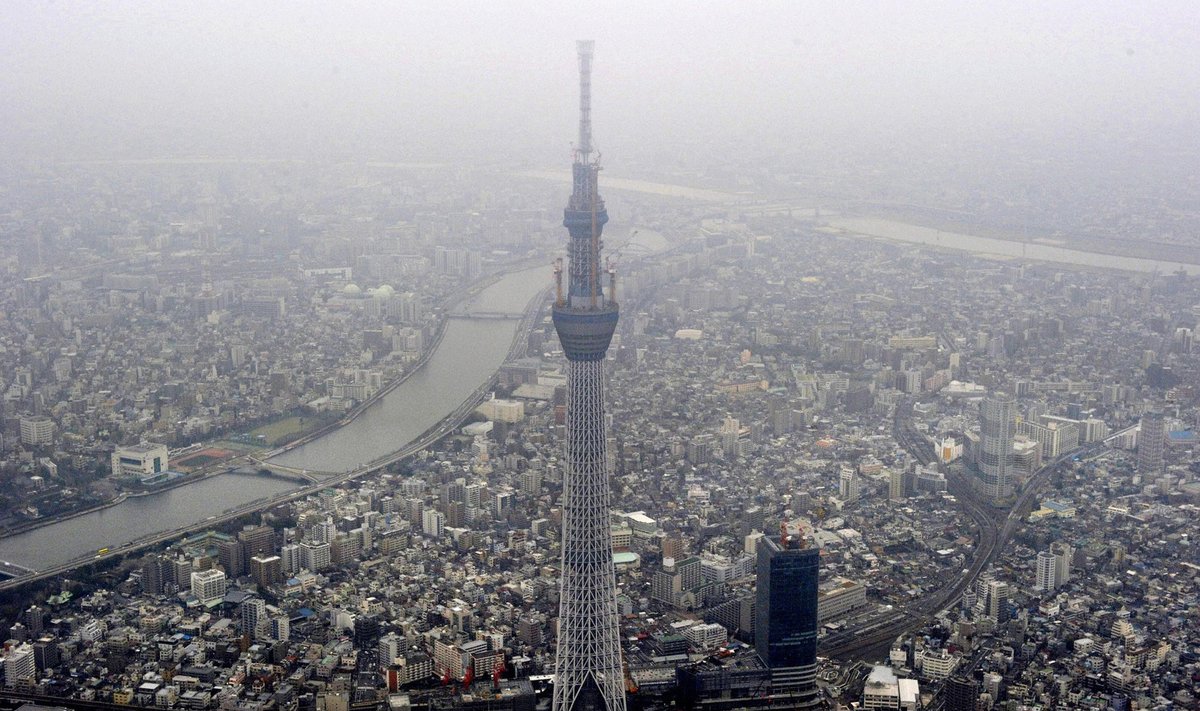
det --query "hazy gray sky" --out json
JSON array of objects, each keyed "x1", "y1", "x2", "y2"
[{"x1": 2, "y1": 1, "x2": 1198, "y2": 165}]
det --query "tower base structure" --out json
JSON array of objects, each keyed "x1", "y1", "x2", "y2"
[{"x1": 552, "y1": 354, "x2": 626, "y2": 711}]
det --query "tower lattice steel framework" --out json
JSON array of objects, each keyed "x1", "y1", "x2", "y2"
[{"x1": 550, "y1": 40, "x2": 626, "y2": 711}]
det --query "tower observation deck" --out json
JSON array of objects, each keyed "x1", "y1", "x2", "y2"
[{"x1": 551, "y1": 40, "x2": 626, "y2": 711}]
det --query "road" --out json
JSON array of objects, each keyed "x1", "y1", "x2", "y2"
[{"x1": 820, "y1": 399, "x2": 1095, "y2": 661}]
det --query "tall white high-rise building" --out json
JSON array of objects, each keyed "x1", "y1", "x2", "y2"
[
  {"x1": 1035, "y1": 551, "x2": 1056, "y2": 593},
  {"x1": 974, "y1": 573, "x2": 1010, "y2": 623},
  {"x1": 301, "y1": 541, "x2": 331, "y2": 572},
  {"x1": 4, "y1": 643, "x2": 36, "y2": 685},
  {"x1": 270, "y1": 616, "x2": 290, "y2": 642},
  {"x1": 379, "y1": 632, "x2": 401, "y2": 666},
  {"x1": 241, "y1": 597, "x2": 267, "y2": 639},
  {"x1": 281, "y1": 543, "x2": 302, "y2": 575},
  {"x1": 720, "y1": 416, "x2": 741, "y2": 457},
  {"x1": 19, "y1": 416, "x2": 55, "y2": 447},
  {"x1": 888, "y1": 468, "x2": 905, "y2": 501},
  {"x1": 839, "y1": 465, "x2": 860, "y2": 502},
  {"x1": 421, "y1": 509, "x2": 445, "y2": 538},
  {"x1": 191, "y1": 569, "x2": 227, "y2": 605},
  {"x1": 1050, "y1": 542, "x2": 1073, "y2": 587}
]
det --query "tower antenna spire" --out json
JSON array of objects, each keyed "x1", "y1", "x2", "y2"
[{"x1": 577, "y1": 40, "x2": 594, "y2": 160}]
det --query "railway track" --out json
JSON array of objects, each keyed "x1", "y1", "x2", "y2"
[
  {"x1": 822, "y1": 401, "x2": 992, "y2": 659},
  {"x1": 822, "y1": 400, "x2": 1094, "y2": 661}
]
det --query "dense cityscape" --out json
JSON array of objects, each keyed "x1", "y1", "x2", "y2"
[{"x1": 4, "y1": 7, "x2": 1200, "y2": 711}]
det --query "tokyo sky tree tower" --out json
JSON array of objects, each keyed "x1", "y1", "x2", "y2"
[{"x1": 550, "y1": 40, "x2": 626, "y2": 711}]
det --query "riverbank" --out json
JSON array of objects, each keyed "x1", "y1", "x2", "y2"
[
  {"x1": 841, "y1": 204, "x2": 1200, "y2": 268},
  {"x1": 0, "y1": 227, "x2": 671, "y2": 581},
  {"x1": 0, "y1": 272, "x2": 554, "y2": 592},
  {"x1": 264, "y1": 256, "x2": 549, "y2": 465},
  {"x1": 0, "y1": 492, "x2": 128, "y2": 541}
]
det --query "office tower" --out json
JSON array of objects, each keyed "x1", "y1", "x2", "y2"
[
  {"x1": 464, "y1": 482, "x2": 484, "y2": 509},
  {"x1": 446, "y1": 500, "x2": 467, "y2": 528},
  {"x1": 662, "y1": 537, "x2": 685, "y2": 560},
  {"x1": 1035, "y1": 541, "x2": 1073, "y2": 593},
  {"x1": 839, "y1": 465, "x2": 860, "y2": 502},
  {"x1": 171, "y1": 558, "x2": 194, "y2": 592},
  {"x1": 250, "y1": 554, "x2": 283, "y2": 589},
  {"x1": 380, "y1": 632, "x2": 402, "y2": 666},
  {"x1": 552, "y1": 40, "x2": 626, "y2": 711},
  {"x1": 756, "y1": 531, "x2": 821, "y2": 705},
  {"x1": 308, "y1": 517, "x2": 337, "y2": 545},
  {"x1": 1035, "y1": 550, "x2": 1056, "y2": 593},
  {"x1": 982, "y1": 579, "x2": 1010, "y2": 623},
  {"x1": 943, "y1": 675, "x2": 980, "y2": 711},
  {"x1": 141, "y1": 557, "x2": 166, "y2": 595},
  {"x1": 1050, "y1": 542, "x2": 1072, "y2": 587},
  {"x1": 354, "y1": 615, "x2": 382, "y2": 647},
  {"x1": 889, "y1": 468, "x2": 905, "y2": 501},
  {"x1": 650, "y1": 556, "x2": 703, "y2": 608},
  {"x1": 740, "y1": 506, "x2": 767, "y2": 538},
  {"x1": 32, "y1": 641, "x2": 59, "y2": 673},
  {"x1": 281, "y1": 543, "x2": 302, "y2": 575},
  {"x1": 23, "y1": 606, "x2": 44, "y2": 638},
  {"x1": 217, "y1": 539, "x2": 245, "y2": 578},
  {"x1": 720, "y1": 416, "x2": 741, "y2": 457},
  {"x1": 242, "y1": 597, "x2": 267, "y2": 639},
  {"x1": 422, "y1": 509, "x2": 445, "y2": 538},
  {"x1": 979, "y1": 392, "x2": 1016, "y2": 504},
  {"x1": 270, "y1": 616, "x2": 290, "y2": 642},
  {"x1": 191, "y1": 569, "x2": 227, "y2": 605},
  {"x1": 301, "y1": 541, "x2": 331, "y2": 572},
  {"x1": 4, "y1": 643, "x2": 36, "y2": 685},
  {"x1": 239, "y1": 524, "x2": 276, "y2": 562},
  {"x1": 1137, "y1": 412, "x2": 1165, "y2": 476}
]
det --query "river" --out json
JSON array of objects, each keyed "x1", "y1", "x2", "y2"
[
  {"x1": 0, "y1": 266, "x2": 551, "y2": 571},
  {"x1": 826, "y1": 217, "x2": 1200, "y2": 275},
  {"x1": 0, "y1": 473, "x2": 298, "y2": 571}
]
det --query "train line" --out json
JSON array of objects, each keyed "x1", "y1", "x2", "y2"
[{"x1": 820, "y1": 399, "x2": 1092, "y2": 661}]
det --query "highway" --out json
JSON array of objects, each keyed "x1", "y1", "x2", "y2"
[
  {"x1": 819, "y1": 398, "x2": 1095, "y2": 661},
  {"x1": 0, "y1": 284, "x2": 551, "y2": 595}
]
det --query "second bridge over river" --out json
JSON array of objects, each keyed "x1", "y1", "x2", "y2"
[{"x1": 450, "y1": 311, "x2": 525, "y2": 320}]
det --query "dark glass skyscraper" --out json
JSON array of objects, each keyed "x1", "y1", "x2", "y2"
[
  {"x1": 943, "y1": 675, "x2": 980, "y2": 711},
  {"x1": 979, "y1": 391, "x2": 1016, "y2": 504},
  {"x1": 1137, "y1": 411, "x2": 1165, "y2": 476},
  {"x1": 756, "y1": 534, "x2": 820, "y2": 705}
]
